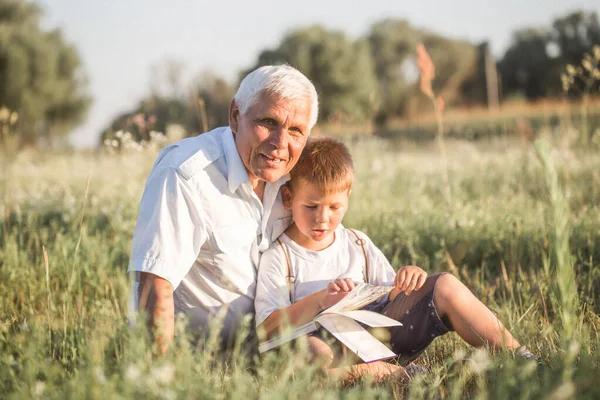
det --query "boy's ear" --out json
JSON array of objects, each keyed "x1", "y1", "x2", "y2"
[{"x1": 282, "y1": 185, "x2": 293, "y2": 210}]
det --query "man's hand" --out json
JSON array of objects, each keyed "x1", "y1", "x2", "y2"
[
  {"x1": 319, "y1": 278, "x2": 356, "y2": 309},
  {"x1": 394, "y1": 266, "x2": 427, "y2": 296},
  {"x1": 138, "y1": 272, "x2": 174, "y2": 354}
]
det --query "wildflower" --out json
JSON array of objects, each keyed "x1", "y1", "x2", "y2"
[
  {"x1": 469, "y1": 348, "x2": 491, "y2": 375},
  {"x1": 582, "y1": 58, "x2": 593, "y2": 72},
  {"x1": 561, "y1": 73, "x2": 570, "y2": 92},
  {"x1": 34, "y1": 381, "x2": 46, "y2": 396},
  {"x1": 417, "y1": 43, "x2": 435, "y2": 98},
  {"x1": 9, "y1": 111, "x2": 18, "y2": 125},
  {"x1": 150, "y1": 362, "x2": 175, "y2": 385},
  {"x1": 565, "y1": 64, "x2": 576, "y2": 76},
  {"x1": 125, "y1": 364, "x2": 141, "y2": 382},
  {"x1": 0, "y1": 107, "x2": 9, "y2": 121},
  {"x1": 593, "y1": 45, "x2": 600, "y2": 60},
  {"x1": 94, "y1": 366, "x2": 107, "y2": 384}
]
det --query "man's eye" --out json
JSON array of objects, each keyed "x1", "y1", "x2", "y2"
[{"x1": 261, "y1": 118, "x2": 276, "y2": 126}]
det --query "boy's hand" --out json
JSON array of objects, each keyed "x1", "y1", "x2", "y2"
[
  {"x1": 394, "y1": 266, "x2": 427, "y2": 295},
  {"x1": 319, "y1": 278, "x2": 356, "y2": 309}
]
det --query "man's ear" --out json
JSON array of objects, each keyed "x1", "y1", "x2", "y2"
[
  {"x1": 282, "y1": 185, "x2": 293, "y2": 210},
  {"x1": 229, "y1": 99, "x2": 239, "y2": 133}
]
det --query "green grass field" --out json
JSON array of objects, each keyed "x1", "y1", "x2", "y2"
[{"x1": 1, "y1": 130, "x2": 599, "y2": 398}]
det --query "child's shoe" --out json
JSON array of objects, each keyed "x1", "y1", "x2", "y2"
[{"x1": 516, "y1": 346, "x2": 541, "y2": 365}]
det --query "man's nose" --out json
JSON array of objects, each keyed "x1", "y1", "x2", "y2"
[{"x1": 269, "y1": 127, "x2": 289, "y2": 149}]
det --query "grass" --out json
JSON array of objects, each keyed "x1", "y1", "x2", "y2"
[{"x1": 1, "y1": 130, "x2": 600, "y2": 398}]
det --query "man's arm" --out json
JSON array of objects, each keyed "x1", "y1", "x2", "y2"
[{"x1": 138, "y1": 272, "x2": 174, "y2": 354}]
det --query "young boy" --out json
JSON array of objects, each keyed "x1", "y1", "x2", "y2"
[{"x1": 255, "y1": 137, "x2": 535, "y2": 380}]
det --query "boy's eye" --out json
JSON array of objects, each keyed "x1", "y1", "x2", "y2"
[{"x1": 304, "y1": 205, "x2": 317, "y2": 209}]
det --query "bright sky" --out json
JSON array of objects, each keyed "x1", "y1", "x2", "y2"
[{"x1": 38, "y1": 0, "x2": 598, "y2": 148}]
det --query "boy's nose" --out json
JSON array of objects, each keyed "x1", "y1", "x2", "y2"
[{"x1": 316, "y1": 210, "x2": 328, "y2": 223}]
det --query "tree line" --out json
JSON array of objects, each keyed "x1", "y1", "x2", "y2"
[{"x1": 0, "y1": 0, "x2": 598, "y2": 148}]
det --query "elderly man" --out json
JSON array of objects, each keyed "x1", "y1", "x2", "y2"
[{"x1": 128, "y1": 65, "x2": 318, "y2": 352}]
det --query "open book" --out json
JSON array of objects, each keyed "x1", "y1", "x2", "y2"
[{"x1": 258, "y1": 283, "x2": 402, "y2": 363}]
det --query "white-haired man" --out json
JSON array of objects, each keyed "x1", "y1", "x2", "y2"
[{"x1": 128, "y1": 65, "x2": 319, "y2": 352}]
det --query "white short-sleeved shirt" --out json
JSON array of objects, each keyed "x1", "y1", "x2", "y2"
[
  {"x1": 254, "y1": 226, "x2": 396, "y2": 326},
  {"x1": 128, "y1": 126, "x2": 292, "y2": 339}
]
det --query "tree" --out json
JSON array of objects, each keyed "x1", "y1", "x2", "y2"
[
  {"x1": 0, "y1": 0, "x2": 90, "y2": 148},
  {"x1": 367, "y1": 19, "x2": 478, "y2": 123},
  {"x1": 100, "y1": 68, "x2": 235, "y2": 147},
  {"x1": 498, "y1": 10, "x2": 600, "y2": 100},
  {"x1": 245, "y1": 26, "x2": 379, "y2": 123}
]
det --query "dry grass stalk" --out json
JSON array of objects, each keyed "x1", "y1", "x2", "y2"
[{"x1": 417, "y1": 43, "x2": 452, "y2": 204}]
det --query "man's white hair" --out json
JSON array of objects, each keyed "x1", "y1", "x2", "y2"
[{"x1": 234, "y1": 65, "x2": 319, "y2": 129}]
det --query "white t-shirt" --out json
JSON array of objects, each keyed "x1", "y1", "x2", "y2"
[
  {"x1": 255, "y1": 226, "x2": 396, "y2": 326},
  {"x1": 128, "y1": 126, "x2": 292, "y2": 340}
]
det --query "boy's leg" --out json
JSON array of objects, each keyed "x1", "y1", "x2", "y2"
[
  {"x1": 311, "y1": 333, "x2": 410, "y2": 382},
  {"x1": 432, "y1": 273, "x2": 521, "y2": 349},
  {"x1": 327, "y1": 361, "x2": 408, "y2": 383},
  {"x1": 308, "y1": 335, "x2": 335, "y2": 369},
  {"x1": 382, "y1": 273, "x2": 452, "y2": 364}
]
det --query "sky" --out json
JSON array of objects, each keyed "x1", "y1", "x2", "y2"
[{"x1": 38, "y1": 0, "x2": 599, "y2": 148}]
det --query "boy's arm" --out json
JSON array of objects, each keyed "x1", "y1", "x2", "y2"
[
  {"x1": 358, "y1": 231, "x2": 426, "y2": 301},
  {"x1": 259, "y1": 279, "x2": 355, "y2": 338},
  {"x1": 258, "y1": 290, "x2": 327, "y2": 338}
]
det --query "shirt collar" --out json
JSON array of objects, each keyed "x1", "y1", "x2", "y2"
[{"x1": 222, "y1": 127, "x2": 250, "y2": 193}]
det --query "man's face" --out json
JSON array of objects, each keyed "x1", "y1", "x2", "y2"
[{"x1": 229, "y1": 92, "x2": 312, "y2": 185}]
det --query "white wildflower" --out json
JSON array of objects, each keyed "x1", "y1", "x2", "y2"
[
  {"x1": 94, "y1": 366, "x2": 107, "y2": 384},
  {"x1": 469, "y1": 348, "x2": 491, "y2": 375},
  {"x1": 125, "y1": 364, "x2": 141, "y2": 382},
  {"x1": 34, "y1": 381, "x2": 46, "y2": 396},
  {"x1": 149, "y1": 362, "x2": 175, "y2": 385}
]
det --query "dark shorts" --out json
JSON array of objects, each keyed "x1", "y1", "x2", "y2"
[{"x1": 366, "y1": 272, "x2": 453, "y2": 365}]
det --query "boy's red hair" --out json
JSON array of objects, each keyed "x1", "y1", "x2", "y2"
[{"x1": 288, "y1": 137, "x2": 354, "y2": 195}]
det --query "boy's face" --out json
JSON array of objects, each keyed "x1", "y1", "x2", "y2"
[{"x1": 282, "y1": 179, "x2": 350, "y2": 251}]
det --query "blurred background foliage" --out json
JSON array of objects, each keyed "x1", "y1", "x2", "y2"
[
  {"x1": 0, "y1": 0, "x2": 91, "y2": 149},
  {"x1": 0, "y1": 0, "x2": 599, "y2": 150}
]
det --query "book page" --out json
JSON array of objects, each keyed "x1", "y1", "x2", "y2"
[
  {"x1": 323, "y1": 283, "x2": 393, "y2": 314},
  {"x1": 258, "y1": 321, "x2": 318, "y2": 353},
  {"x1": 336, "y1": 310, "x2": 402, "y2": 328},
  {"x1": 316, "y1": 314, "x2": 397, "y2": 363}
]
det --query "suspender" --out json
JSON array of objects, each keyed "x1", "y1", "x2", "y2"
[
  {"x1": 348, "y1": 228, "x2": 370, "y2": 282},
  {"x1": 277, "y1": 228, "x2": 369, "y2": 304},
  {"x1": 276, "y1": 238, "x2": 296, "y2": 304}
]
